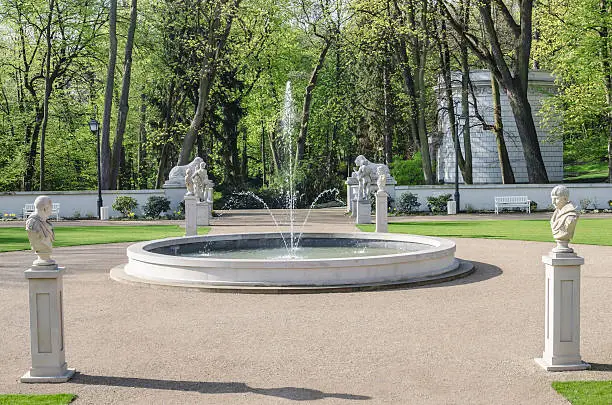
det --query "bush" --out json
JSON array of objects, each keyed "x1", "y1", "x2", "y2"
[
  {"x1": 530, "y1": 201, "x2": 538, "y2": 212},
  {"x1": 426, "y1": 194, "x2": 452, "y2": 213},
  {"x1": 143, "y1": 196, "x2": 171, "y2": 218},
  {"x1": 112, "y1": 196, "x2": 138, "y2": 217},
  {"x1": 397, "y1": 192, "x2": 421, "y2": 214},
  {"x1": 390, "y1": 153, "x2": 425, "y2": 185}
]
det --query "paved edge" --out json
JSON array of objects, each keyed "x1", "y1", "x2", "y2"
[{"x1": 109, "y1": 259, "x2": 474, "y2": 294}]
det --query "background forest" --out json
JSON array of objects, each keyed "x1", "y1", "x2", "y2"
[{"x1": 0, "y1": 0, "x2": 610, "y2": 204}]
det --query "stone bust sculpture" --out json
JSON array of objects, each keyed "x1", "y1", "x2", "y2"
[
  {"x1": 25, "y1": 196, "x2": 56, "y2": 266},
  {"x1": 185, "y1": 168, "x2": 194, "y2": 196},
  {"x1": 192, "y1": 162, "x2": 210, "y2": 202},
  {"x1": 550, "y1": 185, "x2": 579, "y2": 253}
]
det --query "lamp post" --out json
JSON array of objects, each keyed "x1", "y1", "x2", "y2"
[
  {"x1": 88, "y1": 118, "x2": 103, "y2": 219},
  {"x1": 453, "y1": 106, "x2": 465, "y2": 212}
]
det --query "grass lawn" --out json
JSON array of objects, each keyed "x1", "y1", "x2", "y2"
[
  {"x1": 552, "y1": 381, "x2": 612, "y2": 405},
  {"x1": 357, "y1": 218, "x2": 612, "y2": 246},
  {"x1": 0, "y1": 225, "x2": 210, "y2": 253},
  {"x1": 564, "y1": 162, "x2": 609, "y2": 183},
  {"x1": 0, "y1": 394, "x2": 76, "y2": 404}
]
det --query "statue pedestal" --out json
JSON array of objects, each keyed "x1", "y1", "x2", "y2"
[
  {"x1": 345, "y1": 179, "x2": 358, "y2": 213},
  {"x1": 21, "y1": 265, "x2": 75, "y2": 383},
  {"x1": 535, "y1": 252, "x2": 590, "y2": 371},
  {"x1": 184, "y1": 196, "x2": 197, "y2": 236},
  {"x1": 197, "y1": 201, "x2": 210, "y2": 226},
  {"x1": 375, "y1": 191, "x2": 388, "y2": 232},
  {"x1": 356, "y1": 199, "x2": 371, "y2": 224}
]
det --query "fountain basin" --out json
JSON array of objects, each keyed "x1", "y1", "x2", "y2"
[{"x1": 111, "y1": 233, "x2": 472, "y2": 292}]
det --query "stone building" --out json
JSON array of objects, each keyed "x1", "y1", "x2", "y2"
[{"x1": 436, "y1": 70, "x2": 563, "y2": 184}]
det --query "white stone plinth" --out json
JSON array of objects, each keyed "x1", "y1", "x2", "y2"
[
  {"x1": 447, "y1": 200, "x2": 457, "y2": 215},
  {"x1": 350, "y1": 198, "x2": 357, "y2": 218},
  {"x1": 184, "y1": 196, "x2": 197, "y2": 236},
  {"x1": 356, "y1": 199, "x2": 371, "y2": 224},
  {"x1": 345, "y1": 180, "x2": 358, "y2": 212},
  {"x1": 376, "y1": 191, "x2": 388, "y2": 232},
  {"x1": 21, "y1": 265, "x2": 75, "y2": 383},
  {"x1": 100, "y1": 206, "x2": 109, "y2": 220},
  {"x1": 197, "y1": 201, "x2": 210, "y2": 226},
  {"x1": 535, "y1": 252, "x2": 590, "y2": 371}
]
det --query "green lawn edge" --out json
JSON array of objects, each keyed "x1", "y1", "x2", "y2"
[
  {"x1": 0, "y1": 225, "x2": 210, "y2": 253},
  {"x1": 552, "y1": 381, "x2": 612, "y2": 405},
  {"x1": 357, "y1": 218, "x2": 612, "y2": 246},
  {"x1": 0, "y1": 393, "x2": 76, "y2": 405}
]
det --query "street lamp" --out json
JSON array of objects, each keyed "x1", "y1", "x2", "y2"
[
  {"x1": 88, "y1": 118, "x2": 103, "y2": 219},
  {"x1": 453, "y1": 108, "x2": 466, "y2": 212}
]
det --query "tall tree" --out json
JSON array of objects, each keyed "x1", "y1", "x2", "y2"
[
  {"x1": 100, "y1": 0, "x2": 118, "y2": 189},
  {"x1": 109, "y1": 0, "x2": 138, "y2": 189},
  {"x1": 443, "y1": 0, "x2": 550, "y2": 183}
]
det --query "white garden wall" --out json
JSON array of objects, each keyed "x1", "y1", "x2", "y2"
[
  {"x1": 396, "y1": 184, "x2": 612, "y2": 212},
  {"x1": 0, "y1": 190, "x2": 170, "y2": 218}
]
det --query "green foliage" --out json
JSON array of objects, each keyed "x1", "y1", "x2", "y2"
[
  {"x1": 396, "y1": 192, "x2": 421, "y2": 213},
  {"x1": 552, "y1": 381, "x2": 612, "y2": 405},
  {"x1": 357, "y1": 218, "x2": 612, "y2": 246},
  {"x1": 0, "y1": 394, "x2": 76, "y2": 405},
  {"x1": 143, "y1": 196, "x2": 171, "y2": 218},
  {"x1": 390, "y1": 153, "x2": 425, "y2": 185},
  {"x1": 426, "y1": 194, "x2": 452, "y2": 213},
  {"x1": 112, "y1": 196, "x2": 138, "y2": 217}
]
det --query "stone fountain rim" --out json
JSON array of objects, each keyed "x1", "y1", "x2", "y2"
[{"x1": 126, "y1": 232, "x2": 456, "y2": 269}]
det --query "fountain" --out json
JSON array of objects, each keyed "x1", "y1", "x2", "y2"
[{"x1": 111, "y1": 81, "x2": 473, "y2": 292}]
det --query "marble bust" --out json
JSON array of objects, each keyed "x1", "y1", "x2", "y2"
[
  {"x1": 550, "y1": 185, "x2": 579, "y2": 253},
  {"x1": 25, "y1": 196, "x2": 56, "y2": 266}
]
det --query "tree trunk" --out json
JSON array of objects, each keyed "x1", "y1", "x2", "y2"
[
  {"x1": 296, "y1": 39, "x2": 331, "y2": 165},
  {"x1": 382, "y1": 57, "x2": 393, "y2": 165},
  {"x1": 100, "y1": 0, "x2": 117, "y2": 189},
  {"x1": 24, "y1": 111, "x2": 43, "y2": 191},
  {"x1": 600, "y1": 0, "x2": 612, "y2": 182},
  {"x1": 491, "y1": 75, "x2": 515, "y2": 183},
  {"x1": 459, "y1": 0, "x2": 473, "y2": 184},
  {"x1": 506, "y1": 89, "x2": 549, "y2": 183},
  {"x1": 39, "y1": 0, "x2": 55, "y2": 191},
  {"x1": 109, "y1": 0, "x2": 137, "y2": 189},
  {"x1": 177, "y1": 0, "x2": 237, "y2": 165},
  {"x1": 137, "y1": 92, "x2": 147, "y2": 189}
]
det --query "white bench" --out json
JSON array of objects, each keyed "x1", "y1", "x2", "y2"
[
  {"x1": 23, "y1": 203, "x2": 60, "y2": 220},
  {"x1": 494, "y1": 196, "x2": 531, "y2": 214}
]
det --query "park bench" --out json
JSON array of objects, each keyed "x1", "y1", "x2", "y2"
[
  {"x1": 23, "y1": 203, "x2": 60, "y2": 220},
  {"x1": 494, "y1": 196, "x2": 531, "y2": 214}
]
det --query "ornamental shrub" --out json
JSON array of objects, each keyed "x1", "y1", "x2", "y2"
[
  {"x1": 143, "y1": 196, "x2": 171, "y2": 218},
  {"x1": 426, "y1": 194, "x2": 452, "y2": 213},
  {"x1": 390, "y1": 153, "x2": 425, "y2": 185},
  {"x1": 112, "y1": 196, "x2": 138, "y2": 217},
  {"x1": 397, "y1": 192, "x2": 421, "y2": 214}
]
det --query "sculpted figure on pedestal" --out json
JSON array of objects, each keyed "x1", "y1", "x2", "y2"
[
  {"x1": 192, "y1": 162, "x2": 210, "y2": 202},
  {"x1": 185, "y1": 168, "x2": 194, "y2": 196},
  {"x1": 25, "y1": 196, "x2": 55, "y2": 266},
  {"x1": 355, "y1": 156, "x2": 372, "y2": 200},
  {"x1": 550, "y1": 185, "x2": 579, "y2": 253},
  {"x1": 166, "y1": 156, "x2": 203, "y2": 186},
  {"x1": 376, "y1": 166, "x2": 387, "y2": 192}
]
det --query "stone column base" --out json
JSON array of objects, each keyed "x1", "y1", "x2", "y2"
[
  {"x1": 184, "y1": 196, "x2": 197, "y2": 236},
  {"x1": 356, "y1": 199, "x2": 371, "y2": 224},
  {"x1": 375, "y1": 191, "x2": 388, "y2": 232},
  {"x1": 21, "y1": 367, "x2": 75, "y2": 383},
  {"x1": 534, "y1": 357, "x2": 590, "y2": 372}
]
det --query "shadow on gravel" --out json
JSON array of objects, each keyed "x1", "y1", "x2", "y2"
[
  {"x1": 72, "y1": 373, "x2": 372, "y2": 401},
  {"x1": 407, "y1": 261, "x2": 502, "y2": 291},
  {"x1": 588, "y1": 363, "x2": 612, "y2": 372}
]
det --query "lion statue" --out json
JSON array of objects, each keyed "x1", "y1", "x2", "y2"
[{"x1": 165, "y1": 157, "x2": 204, "y2": 186}]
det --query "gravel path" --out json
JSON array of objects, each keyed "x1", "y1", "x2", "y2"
[{"x1": 0, "y1": 209, "x2": 610, "y2": 404}]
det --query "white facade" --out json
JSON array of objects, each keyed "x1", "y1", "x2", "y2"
[{"x1": 437, "y1": 70, "x2": 563, "y2": 184}]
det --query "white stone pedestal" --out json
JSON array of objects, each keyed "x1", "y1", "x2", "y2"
[
  {"x1": 100, "y1": 206, "x2": 109, "y2": 220},
  {"x1": 345, "y1": 180, "x2": 358, "y2": 213},
  {"x1": 197, "y1": 201, "x2": 210, "y2": 226},
  {"x1": 21, "y1": 265, "x2": 75, "y2": 383},
  {"x1": 356, "y1": 199, "x2": 371, "y2": 224},
  {"x1": 375, "y1": 191, "x2": 388, "y2": 233},
  {"x1": 535, "y1": 252, "x2": 590, "y2": 371},
  {"x1": 350, "y1": 198, "x2": 357, "y2": 218},
  {"x1": 447, "y1": 200, "x2": 457, "y2": 215},
  {"x1": 184, "y1": 196, "x2": 197, "y2": 236}
]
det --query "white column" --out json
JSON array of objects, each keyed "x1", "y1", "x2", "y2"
[
  {"x1": 184, "y1": 195, "x2": 197, "y2": 236},
  {"x1": 535, "y1": 252, "x2": 590, "y2": 371},
  {"x1": 21, "y1": 265, "x2": 75, "y2": 383},
  {"x1": 375, "y1": 190, "x2": 388, "y2": 233},
  {"x1": 356, "y1": 199, "x2": 371, "y2": 225}
]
